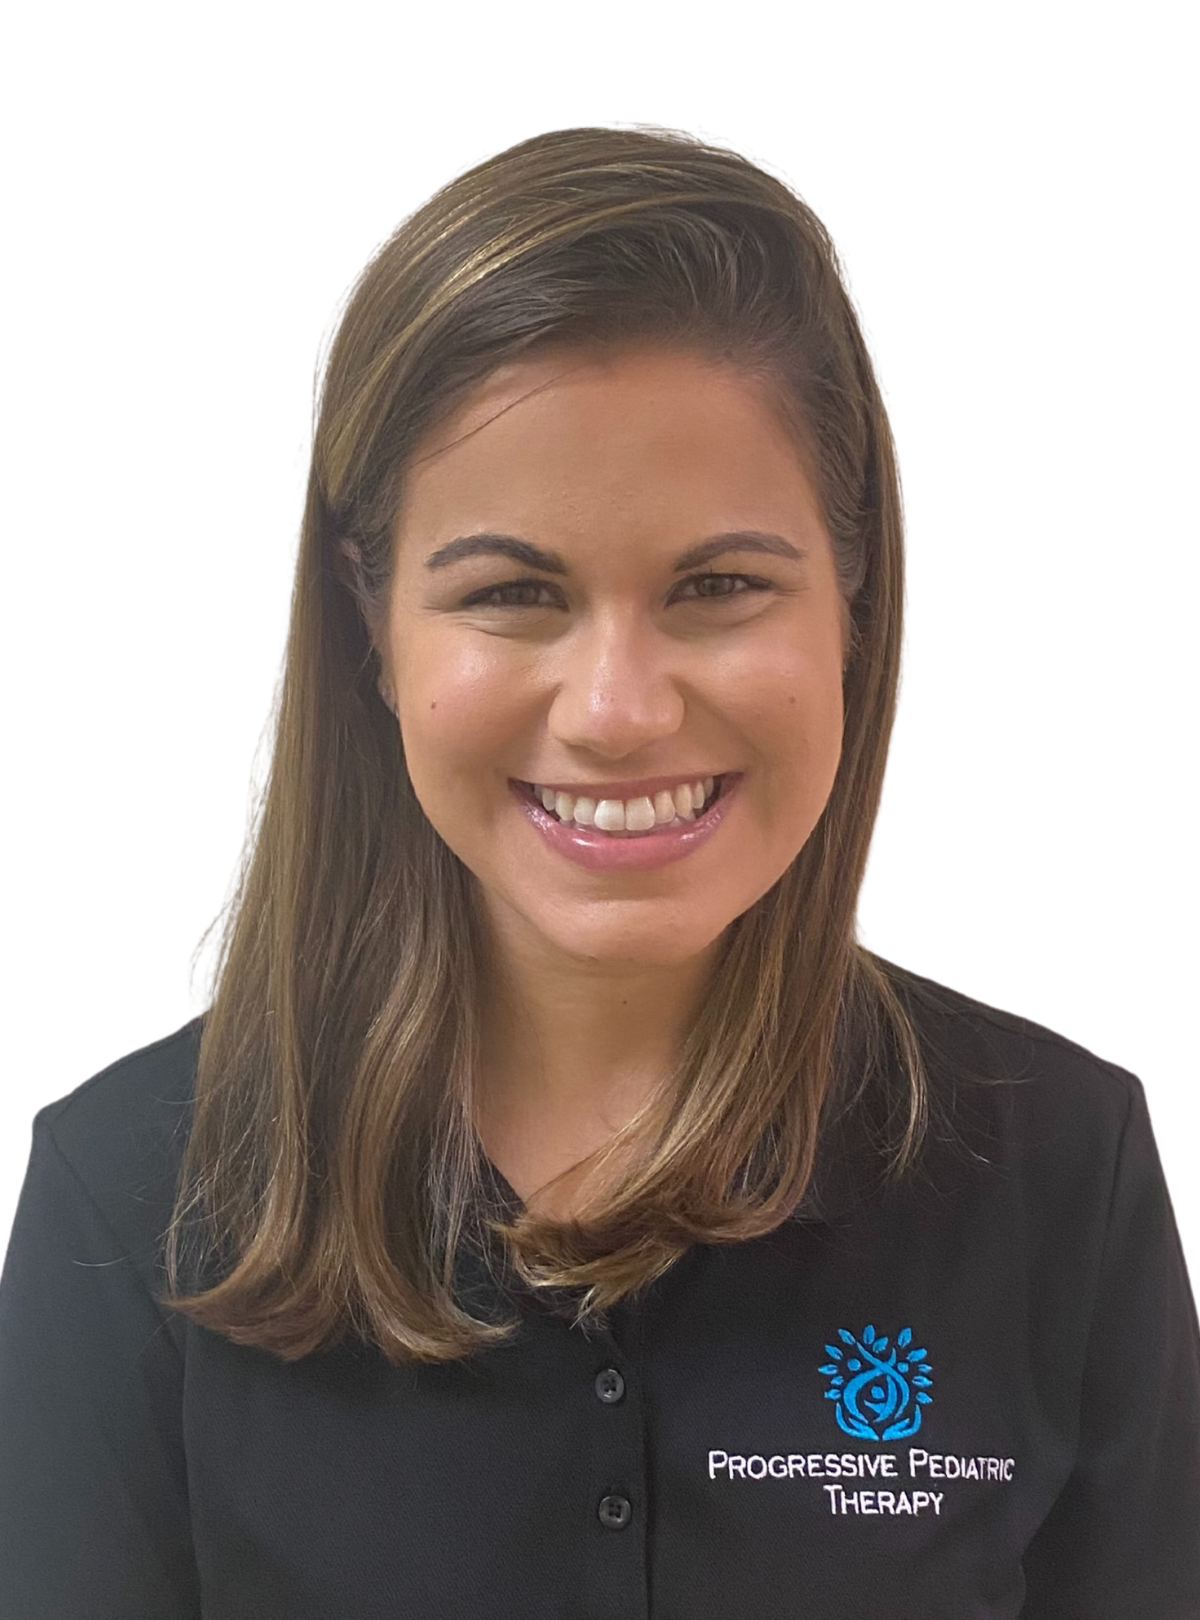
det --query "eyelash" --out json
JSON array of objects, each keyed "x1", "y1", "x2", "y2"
[{"x1": 459, "y1": 572, "x2": 775, "y2": 610}]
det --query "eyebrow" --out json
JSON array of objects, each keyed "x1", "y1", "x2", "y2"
[{"x1": 423, "y1": 529, "x2": 808, "y2": 575}]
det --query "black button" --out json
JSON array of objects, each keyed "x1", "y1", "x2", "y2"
[
  {"x1": 594, "y1": 1366, "x2": 626, "y2": 1404},
  {"x1": 597, "y1": 1493, "x2": 632, "y2": 1530}
]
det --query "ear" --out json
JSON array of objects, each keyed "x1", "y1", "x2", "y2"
[
  {"x1": 334, "y1": 537, "x2": 368, "y2": 600},
  {"x1": 336, "y1": 537, "x2": 383, "y2": 633},
  {"x1": 336, "y1": 539, "x2": 394, "y2": 710}
]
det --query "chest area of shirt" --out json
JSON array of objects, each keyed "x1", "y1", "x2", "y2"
[
  {"x1": 630, "y1": 1225, "x2": 1066, "y2": 1615},
  {"x1": 182, "y1": 1204, "x2": 1076, "y2": 1618}
]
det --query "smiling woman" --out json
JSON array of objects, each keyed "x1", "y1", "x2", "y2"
[{"x1": 1, "y1": 124, "x2": 1197, "y2": 1620}]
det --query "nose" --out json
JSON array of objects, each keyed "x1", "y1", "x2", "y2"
[{"x1": 545, "y1": 613, "x2": 686, "y2": 761}]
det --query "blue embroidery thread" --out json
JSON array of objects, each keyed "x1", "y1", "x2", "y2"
[{"x1": 819, "y1": 1325, "x2": 934, "y2": 1441}]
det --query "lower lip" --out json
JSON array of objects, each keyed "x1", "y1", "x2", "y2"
[{"x1": 509, "y1": 775, "x2": 743, "y2": 872}]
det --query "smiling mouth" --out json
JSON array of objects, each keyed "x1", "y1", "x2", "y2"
[{"x1": 514, "y1": 774, "x2": 731, "y2": 835}]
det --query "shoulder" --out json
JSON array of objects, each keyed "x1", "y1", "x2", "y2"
[
  {"x1": 29, "y1": 1017, "x2": 204, "y2": 1270},
  {"x1": 868, "y1": 956, "x2": 1143, "y2": 1191},
  {"x1": 881, "y1": 955, "x2": 1140, "y2": 1106}
]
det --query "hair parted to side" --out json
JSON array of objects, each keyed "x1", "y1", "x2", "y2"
[{"x1": 158, "y1": 123, "x2": 947, "y2": 1365}]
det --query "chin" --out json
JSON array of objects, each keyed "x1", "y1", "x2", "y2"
[{"x1": 531, "y1": 908, "x2": 732, "y2": 969}]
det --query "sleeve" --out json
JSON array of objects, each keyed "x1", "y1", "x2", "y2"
[
  {"x1": 0, "y1": 1116, "x2": 201, "y2": 1619},
  {"x1": 1020, "y1": 1076, "x2": 1200, "y2": 1617}
]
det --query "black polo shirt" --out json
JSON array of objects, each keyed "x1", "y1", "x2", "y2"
[{"x1": 2, "y1": 969, "x2": 1198, "y2": 1618}]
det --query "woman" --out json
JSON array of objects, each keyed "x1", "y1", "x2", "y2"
[{"x1": 1, "y1": 124, "x2": 1197, "y2": 1618}]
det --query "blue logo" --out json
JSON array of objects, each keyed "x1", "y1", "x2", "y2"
[{"x1": 819, "y1": 1324, "x2": 933, "y2": 1441}]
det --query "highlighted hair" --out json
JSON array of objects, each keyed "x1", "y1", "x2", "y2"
[{"x1": 160, "y1": 125, "x2": 943, "y2": 1364}]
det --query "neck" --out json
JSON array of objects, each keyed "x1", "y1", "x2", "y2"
[{"x1": 474, "y1": 922, "x2": 721, "y2": 1212}]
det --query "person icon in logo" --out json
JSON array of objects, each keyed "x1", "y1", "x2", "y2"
[{"x1": 819, "y1": 1324, "x2": 934, "y2": 1441}]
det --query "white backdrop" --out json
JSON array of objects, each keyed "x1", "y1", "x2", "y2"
[{"x1": 2, "y1": 1, "x2": 1196, "y2": 1285}]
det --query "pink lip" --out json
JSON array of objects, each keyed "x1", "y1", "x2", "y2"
[{"x1": 509, "y1": 773, "x2": 743, "y2": 873}]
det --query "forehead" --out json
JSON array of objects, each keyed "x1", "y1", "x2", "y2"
[{"x1": 396, "y1": 345, "x2": 822, "y2": 546}]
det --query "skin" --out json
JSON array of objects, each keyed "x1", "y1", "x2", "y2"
[{"x1": 366, "y1": 344, "x2": 848, "y2": 1214}]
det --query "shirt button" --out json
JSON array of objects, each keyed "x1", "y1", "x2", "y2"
[
  {"x1": 594, "y1": 1366, "x2": 626, "y2": 1404},
  {"x1": 597, "y1": 1493, "x2": 632, "y2": 1530}
]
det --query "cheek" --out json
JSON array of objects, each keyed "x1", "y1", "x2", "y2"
[
  {"x1": 762, "y1": 658, "x2": 846, "y2": 816},
  {"x1": 394, "y1": 635, "x2": 520, "y2": 792},
  {"x1": 733, "y1": 628, "x2": 845, "y2": 739}
]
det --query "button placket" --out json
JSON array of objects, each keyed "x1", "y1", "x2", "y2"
[{"x1": 576, "y1": 1307, "x2": 649, "y2": 1619}]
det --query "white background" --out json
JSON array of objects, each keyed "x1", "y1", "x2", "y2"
[{"x1": 2, "y1": 1, "x2": 1196, "y2": 1285}]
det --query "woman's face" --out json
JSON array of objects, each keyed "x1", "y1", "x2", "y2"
[{"x1": 374, "y1": 344, "x2": 848, "y2": 972}]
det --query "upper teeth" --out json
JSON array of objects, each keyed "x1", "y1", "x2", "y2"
[{"x1": 532, "y1": 776, "x2": 716, "y2": 831}]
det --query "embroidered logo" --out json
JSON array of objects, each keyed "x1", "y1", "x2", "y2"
[{"x1": 819, "y1": 1324, "x2": 933, "y2": 1441}]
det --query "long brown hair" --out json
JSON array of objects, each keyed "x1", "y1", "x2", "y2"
[{"x1": 159, "y1": 123, "x2": 940, "y2": 1365}]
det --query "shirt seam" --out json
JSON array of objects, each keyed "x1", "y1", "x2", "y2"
[
  {"x1": 37, "y1": 1116, "x2": 186, "y2": 1371},
  {"x1": 1059, "y1": 1073, "x2": 1139, "y2": 1477},
  {"x1": 1088, "y1": 1074, "x2": 1139, "y2": 1298}
]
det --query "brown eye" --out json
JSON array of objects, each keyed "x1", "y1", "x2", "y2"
[
  {"x1": 460, "y1": 579, "x2": 558, "y2": 609},
  {"x1": 676, "y1": 573, "x2": 773, "y2": 602}
]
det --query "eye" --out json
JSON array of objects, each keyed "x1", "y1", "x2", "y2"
[
  {"x1": 458, "y1": 572, "x2": 774, "y2": 610},
  {"x1": 675, "y1": 571, "x2": 774, "y2": 602},
  {"x1": 460, "y1": 579, "x2": 557, "y2": 609}
]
